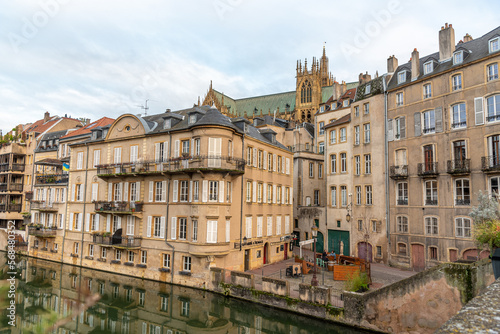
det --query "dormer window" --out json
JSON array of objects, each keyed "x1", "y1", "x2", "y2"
[
  {"x1": 189, "y1": 115, "x2": 196, "y2": 125},
  {"x1": 48, "y1": 140, "x2": 53, "y2": 147},
  {"x1": 244, "y1": 123, "x2": 248, "y2": 133},
  {"x1": 423, "y1": 61, "x2": 433, "y2": 75},
  {"x1": 343, "y1": 100, "x2": 349, "y2": 107},
  {"x1": 331, "y1": 103, "x2": 335, "y2": 110},
  {"x1": 320, "y1": 105, "x2": 325, "y2": 113},
  {"x1": 365, "y1": 84, "x2": 371, "y2": 94},
  {"x1": 92, "y1": 132, "x2": 97, "y2": 140},
  {"x1": 489, "y1": 37, "x2": 499, "y2": 53},
  {"x1": 103, "y1": 129, "x2": 108, "y2": 138},
  {"x1": 253, "y1": 119, "x2": 258, "y2": 126},
  {"x1": 42, "y1": 141, "x2": 46, "y2": 148},
  {"x1": 453, "y1": 51, "x2": 463, "y2": 64},
  {"x1": 397, "y1": 71, "x2": 406, "y2": 84},
  {"x1": 163, "y1": 119, "x2": 171, "y2": 130}
]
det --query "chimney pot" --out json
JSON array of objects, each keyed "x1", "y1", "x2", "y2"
[{"x1": 439, "y1": 22, "x2": 455, "y2": 61}]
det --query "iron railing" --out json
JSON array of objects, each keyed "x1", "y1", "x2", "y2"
[
  {"x1": 425, "y1": 199, "x2": 438, "y2": 206},
  {"x1": 30, "y1": 201, "x2": 59, "y2": 211},
  {"x1": 482, "y1": 155, "x2": 500, "y2": 172},
  {"x1": 455, "y1": 199, "x2": 471, "y2": 206},
  {"x1": 0, "y1": 203, "x2": 21, "y2": 212},
  {"x1": 389, "y1": 165, "x2": 408, "y2": 179},
  {"x1": 35, "y1": 174, "x2": 69, "y2": 185},
  {"x1": 447, "y1": 159, "x2": 470, "y2": 174},
  {"x1": 417, "y1": 162, "x2": 438, "y2": 177},
  {"x1": 92, "y1": 234, "x2": 142, "y2": 248},
  {"x1": 96, "y1": 155, "x2": 245, "y2": 177},
  {"x1": 28, "y1": 226, "x2": 58, "y2": 237},
  {"x1": 0, "y1": 183, "x2": 23, "y2": 192},
  {"x1": 397, "y1": 199, "x2": 408, "y2": 205},
  {"x1": 95, "y1": 201, "x2": 142, "y2": 213}
]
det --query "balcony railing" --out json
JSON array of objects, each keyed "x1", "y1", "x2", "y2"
[
  {"x1": 417, "y1": 162, "x2": 438, "y2": 177},
  {"x1": 30, "y1": 201, "x2": 58, "y2": 211},
  {"x1": 451, "y1": 121, "x2": 467, "y2": 129},
  {"x1": 482, "y1": 156, "x2": 500, "y2": 172},
  {"x1": 487, "y1": 114, "x2": 500, "y2": 122},
  {"x1": 447, "y1": 159, "x2": 470, "y2": 174},
  {"x1": 389, "y1": 165, "x2": 408, "y2": 179},
  {"x1": 422, "y1": 127, "x2": 435, "y2": 134},
  {"x1": 96, "y1": 155, "x2": 245, "y2": 178},
  {"x1": 95, "y1": 201, "x2": 142, "y2": 214},
  {"x1": 0, "y1": 183, "x2": 23, "y2": 192},
  {"x1": 455, "y1": 199, "x2": 471, "y2": 206},
  {"x1": 397, "y1": 199, "x2": 408, "y2": 205},
  {"x1": 290, "y1": 144, "x2": 322, "y2": 154},
  {"x1": 28, "y1": 226, "x2": 58, "y2": 238},
  {"x1": 35, "y1": 174, "x2": 69, "y2": 185},
  {"x1": 0, "y1": 203, "x2": 21, "y2": 212},
  {"x1": 425, "y1": 199, "x2": 438, "y2": 206},
  {"x1": 92, "y1": 234, "x2": 142, "y2": 248},
  {"x1": 0, "y1": 163, "x2": 25, "y2": 172}
]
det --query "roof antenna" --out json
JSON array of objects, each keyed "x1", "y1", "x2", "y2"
[{"x1": 138, "y1": 99, "x2": 149, "y2": 116}]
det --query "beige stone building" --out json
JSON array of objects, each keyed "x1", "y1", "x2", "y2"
[
  {"x1": 61, "y1": 106, "x2": 293, "y2": 286},
  {"x1": 387, "y1": 24, "x2": 500, "y2": 270}
]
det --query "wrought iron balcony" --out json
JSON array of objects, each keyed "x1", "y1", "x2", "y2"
[
  {"x1": 28, "y1": 226, "x2": 58, "y2": 238},
  {"x1": 451, "y1": 121, "x2": 466, "y2": 129},
  {"x1": 389, "y1": 165, "x2": 408, "y2": 179},
  {"x1": 455, "y1": 199, "x2": 471, "y2": 206},
  {"x1": 96, "y1": 155, "x2": 245, "y2": 178},
  {"x1": 95, "y1": 201, "x2": 142, "y2": 214},
  {"x1": 30, "y1": 200, "x2": 58, "y2": 211},
  {"x1": 417, "y1": 162, "x2": 438, "y2": 177},
  {"x1": 482, "y1": 156, "x2": 500, "y2": 173},
  {"x1": 397, "y1": 199, "x2": 408, "y2": 205},
  {"x1": 425, "y1": 199, "x2": 438, "y2": 206},
  {"x1": 92, "y1": 234, "x2": 142, "y2": 249},
  {"x1": 447, "y1": 159, "x2": 470, "y2": 175},
  {"x1": 35, "y1": 174, "x2": 69, "y2": 185},
  {"x1": 0, "y1": 203, "x2": 21, "y2": 212},
  {"x1": 0, "y1": 183, "x2": 23, "y2": 192}
]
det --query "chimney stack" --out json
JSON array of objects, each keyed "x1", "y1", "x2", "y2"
[
  {"x1": 387, "y1": 55, "x2": 398, "y2": 73},
  {"x1": 439, "y1": 23, "x2": 455, "y2": 61},
  {"x1": 411, "y1": 48, "x2": 420, "y2": 81},
  {"x1": 463, "y1": 33, "x2": 473, "y2": 43},
  {"x1": 358, "y1": 72, "x2": 372, "y2": 84},
  {"x1": 44, "y1": 111, "x2": 50, "y2": 123}
]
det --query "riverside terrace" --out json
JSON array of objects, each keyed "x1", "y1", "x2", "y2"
[{"x1": 95, "y1": 155, "x2": 246, "y2": 177}]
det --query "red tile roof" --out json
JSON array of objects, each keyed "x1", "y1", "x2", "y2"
[{"x1": 60, "y1": 117, "x2": 115, "y2": 139}]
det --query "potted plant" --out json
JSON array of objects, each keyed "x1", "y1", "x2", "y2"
[
  {"x1": 134, "y1": 201, "x2": 143, "y2": 212},
  {"x1": 470, "y1": 191, "x2": 500, "y2": 279}
]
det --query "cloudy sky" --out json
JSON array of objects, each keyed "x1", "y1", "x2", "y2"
[{"x1": 1, "y1": 0, "x2": 499, "y2": 134}]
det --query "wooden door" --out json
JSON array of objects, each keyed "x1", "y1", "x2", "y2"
[
  {"x1": 358, "y1": 242, "x2": 372, "y2": 262},
  {"x1": 316, "y1": 232, "x2": 324, "y2": 253},
  {"x1": 411, "y1": 244, "x2": 425, "y2": 271},
  {"x1": 284, "y1": 243, "x2": 287, "y2": 260},
  {"x1": 263, "y1": 243, "x2": 268, "y2": 264},
  {"x1": 449, "y1": 249, "x2": 458, "y2": 262},
  {"x1": 424, "y1": 145, "x2": 433, "y2": 171},
  {"x1": 492, "y1": 135, "x2": 500, "y2": 166}
]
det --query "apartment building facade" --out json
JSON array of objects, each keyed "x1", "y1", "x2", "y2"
[
  {"x1": 62, "y1": 106, "x2": 293, "y2": 286},
  {"x1": 387, "y1": 24, "x2": 500, "y2": 270}
]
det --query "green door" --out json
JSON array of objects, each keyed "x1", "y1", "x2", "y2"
[
  {"x1": 316, "y1": 231, "x2": 324, "y2": 253},
  {"x1": 327, "y1": 230, "x2": 350, "y2": 256}
]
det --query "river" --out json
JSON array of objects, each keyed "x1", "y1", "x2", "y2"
[{"x1": 1, "y1": 254, "x2": 373, "y2": 333}]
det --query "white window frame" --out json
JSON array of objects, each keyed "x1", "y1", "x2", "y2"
[
  {"x1": 487, "y1": 63, "x2": 499, "y2": 81},
  {"x1": 453, "y1": 51, "x2": 463, "y2": 64},
  {"x1": 364, "y1": 123, "x2": 370, "y2": 143},
  {"x1": 354, "y1": 156, "x2": 360, "y2": 175},
  {"x1": 422, "y1": 109, "x2": 435, "y2": 134},
  {"x1": 354, "y1": 126, "x2": 360, "y2": 145},
  {"x1": 397, "y1": 71, "x2": 406, "y2": 84},
  {"x1": 486, "y1": 95, "x2": 500, "y2": 122},
  {"x1": 489, "y1": 37, "x2": 499, "y2": 53},
  {"x1": 455, "y1": 217, "x2": 471, "y2": 238},
  {"x1": 365, "y1": 185, "x2": 372, "y2": 205},
  {"x1": 397, "y1": 216, "x2": 408, "y2": 233},
  {"x1": 396, "y1": 92, "x2": 403, "y2": 106},
  {"x1": 423, "y1": 83, "x2": 432, "y2": 99},
  {"x1": 423, "y1": 61, "x2": 433, "y2": 75},
  {"x1": 452, "y1": 74, "x2": 462, "y2": 91},
  {"x1": 340, "y1": 128, "x2": 346, "y2": 142},
  {"x1": 425, "y1": 216, "x2": 438, "y2": 235},
  {"x1": 451, "y1": 103, "x2": 466, "y2": 129}
]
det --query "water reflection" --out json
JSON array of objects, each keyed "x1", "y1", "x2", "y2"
[{"x1": 2, "y1": 255, "x2": 370, "y2": 334}]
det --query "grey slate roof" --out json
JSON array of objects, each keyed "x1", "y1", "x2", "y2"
[
  {"x1": 387, "y1": 25, "x2": 500, "y2": 90},
  {"x1": 355, "y1": 75, "x2": 386, "y2": 101}
]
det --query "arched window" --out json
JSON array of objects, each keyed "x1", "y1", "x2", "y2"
[{"x1": 301, "y1": 80, "x2": 312, "y2": 103}]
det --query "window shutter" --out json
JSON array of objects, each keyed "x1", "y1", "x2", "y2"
[
  {"x1": 149, "y1": 181, "x2": 154, "y2": 202},
  {"x1": 414, "y1": 112, "x2": 421, "y2": 137},
  {"x1": 435, "y1": 107, "x2": 443, "y2": 133},
  {"x1": 387, "y1": 119, "x2": 393, "y2": 141},
  {"x1": 253, "y1": 148, "x2": 257, "y2": 168},
  {"x1": 135, "y1": 182, "x2": 140, "y2": 201},
  {"x1": 163, "y1": 141, "x2": 168, "y2": 161},
  {"x1": 72, "y1": 184, "x2": 76, "y2": 202},
  {"x1": 106, "y1": 214, "x2": 111, "y2": 232},
  {"x1": 219, "y1": 180, "x2": 224, "y2": 203},
  {"x1": 161, "y1": 181, "x2": 166, "y2": 202},
  {"x1": 95, "y1": 215, "x2": 99, "y2": 231},
  {"x1": 174, "y1": 140, "x2": 180, "y2": 157},
  {"x1": 123, "y1": 182, "x2": 129, "y2": 202},
  {"x1": 273, "y1": 185, "x2": 277, "y2": 204},
  {"x1": 399, "y1": 116, "x2": 406, "y2": 139},
  {"x1": 263, "y1": 150, "x2": 267, "y2": 169},
  {"x1": 117, "y1": 182, "x2": 123, "y2": 201},
  {"x1": 273, "y1": 154, "x2": 277, "y2": 171},
  {"x1": 160, "y1": 217, "x2": 165, "y2": 238},
  {"x1": 263, "y1": 182, "x2": 267, "y2": 203},
  {"x1": 78, "y1": 213, "x2": 83, "y2": 231},
  {"x1": 108, "y1": 183, "x2": 112, "y2": 201},
  {"x1": 171, "y1": 217, "x2": 177, "y2": 240},
  {"x1": 94, "y1": 149, "x2": 100, "y2": 167},
  {"x1": 51, "y1": 188, "x2": 56, "y2": 204},
  {"x1": 282, "y1": 158, "x2": 286, "y2": 174},
  {"x1": 69, "y1": 213, "x2": 73, "y2": 231},
  {"x1": 191, "y1": 139, "x2": 195, "y2": 156},
  {"x1": 155, "y1": 143, "x2": 161, "y2": 161},
  {"x1": 475, "y1": 97, "x2": 484, "y2": 125},
  {"x1": 147, "y1": 216, "x2": 152, "y2": 238},
  {"x1": 172, "y1": 180, "x2": 178, "y2": 202},
  {"x1": 202, "y1": 180, "x2": 208, "y2": 202},
  {"x1": 85, "y1": 214, "x2": 90, "y2": 232},
  {"x1": 60, "y1": 213, "x2": 65, "y2": 229},
  {"x1": 282, "y1": 186, "x2": 286, "y2": 204},
  {"x1": 252, "y1": 181, "x2": 257, "y2": 202},
  {"x1": 226, "y1": 220, "x2": 230, "y2": 242},
  {"x1": 79, "y1": 184, "x2": 84, "y2": 202},
  {"x1": 286, "y1": 158, "x2": 290, "y2": 174},
  {"x1": 189, "y1": 181, "x2": 193, "y2": 202},
  {"x1": 62, "y1": 188, "x2": 66, "y2": 203},
  {"x1": 91, "y1": 183, "x2": 98, "y2": 202}
]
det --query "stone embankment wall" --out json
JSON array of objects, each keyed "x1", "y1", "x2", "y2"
[{"x1": 210, "y1": 259, "x2": 495, "y2": 334}]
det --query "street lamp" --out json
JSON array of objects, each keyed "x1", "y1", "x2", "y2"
[
  {"x1": 311, "y1": 226, "x2": 319, "y2": 286},
  {"x1": 345, "y1": 193, "x2": 353, "y2": 222}
]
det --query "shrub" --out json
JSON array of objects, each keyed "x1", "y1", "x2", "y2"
[{"x1": 344, "y1": 271, "x2": 369, "y2": 292}]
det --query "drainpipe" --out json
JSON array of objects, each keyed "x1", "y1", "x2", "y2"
[
  {"x1": 60, "y1": 144, "x2": 70, "y2": 263},
  {"x1": 239, "y1": 135, "x2": 245, "y2": 251},
  {"x1": 79, "y1": 143, "x2": 90, "y2": 267},
  {"x1": 164, "y1": 132, "x2": 175, "y2": 284},
  {"x1": 383, "y1": 76, "x2": 391, "y2": 260}
]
